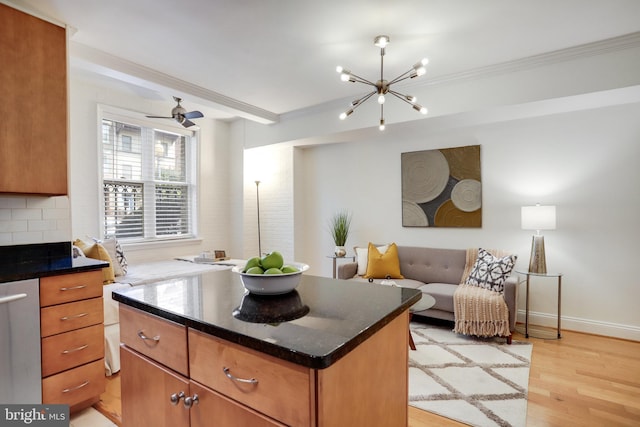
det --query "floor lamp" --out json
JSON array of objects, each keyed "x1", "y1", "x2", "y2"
[
  {"x1": 521, "y1": 204, "x2": 556, "y2": 274},
  {"x1": 255, "y1": 180, "x2": 262, "y2": 256}
]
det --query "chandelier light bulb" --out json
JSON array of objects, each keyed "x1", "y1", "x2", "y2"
[
  {"x1": 339, "y1": 108, "x2": 354, "y2": 120},
  {"x1": 374, "y1": 35, "x2": 389, "y2": 48},
  {"x1": 340, "y1": 71, "x2": 352, "y2": 82},
  {"x1": 413, "y1": 104, "x2": 428, "y2": 114},
  {"x1": 379, "y1": 119, "x2": 385, "y2": 131},
  {"x1": 336, "y1": 66, "x2": 343, "y2": 73},
  {"x1": 377, "y1": 94, "x2": 386, "y2": 104},
  {"x1": 406, "y1": 95, "x2": 417, "y2": 103}
]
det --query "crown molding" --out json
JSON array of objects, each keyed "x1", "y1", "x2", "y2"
[
  {"x1": 69, "y1": 42, "x2": 279, "y2": 125},
  {"x1": 422, "y1": 31, "x2": 640, "y2": 87}
]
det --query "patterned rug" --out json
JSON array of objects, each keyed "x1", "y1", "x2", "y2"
[{"x1": 409, "y1": 322, "x2": 532, "y2": 427}]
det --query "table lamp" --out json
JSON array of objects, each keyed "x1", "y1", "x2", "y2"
[{"x1": 521, "y1": 204, "x2": 556, "y2": 274}]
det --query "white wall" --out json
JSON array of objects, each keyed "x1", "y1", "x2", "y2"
[
  {"x1": 245, "y1": 102, "x2": 640, "y2": 340},
  {"x1": 69, "y1": 74, "x2": 233, "y2": 263}
]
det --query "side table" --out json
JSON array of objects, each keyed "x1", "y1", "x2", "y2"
[
  {"x1": 327, "y1": 255, "x2": 356, "y2": 279},
  {"x1": 516, "y1": 270, "x2": 563, "y2": 339}
]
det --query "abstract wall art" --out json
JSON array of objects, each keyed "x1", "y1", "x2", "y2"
[{"x1": 401, "y1": 145, "x2": 482, "y2": 228}]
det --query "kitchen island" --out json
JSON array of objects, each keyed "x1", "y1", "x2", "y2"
[{"x1": 113, "y1": 269, "x2": 421, "y2": 427}]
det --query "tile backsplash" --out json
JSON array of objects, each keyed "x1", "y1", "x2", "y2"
[{"x1": 0, "y1": 195, "x2": 71, "y2": 245}]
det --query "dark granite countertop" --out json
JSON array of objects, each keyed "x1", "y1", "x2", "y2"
[
  {"x1": 112, "y1": 270, "x2": 421, "y2": 369},
  {"x1": 0, "y1": 242, "x2": 108, "y2": 283}
]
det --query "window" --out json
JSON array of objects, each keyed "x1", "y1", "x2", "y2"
[{"x1": 101, "y1": 111, "x2": 197, "y2": 242}]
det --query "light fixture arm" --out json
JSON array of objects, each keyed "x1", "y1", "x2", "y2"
[{"x1": 337, "y1": 35, "x2": 428, "y2": 130}]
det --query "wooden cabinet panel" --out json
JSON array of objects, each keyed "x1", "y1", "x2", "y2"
[
  {"x1": 40, "y1": 270, "x2": 103, "y2": 307},
  {"x1": 190, "y1": 381, "x2": 286, "y2": 427},
  {"x1": 40, "y1": 297, "x2": 103, "y2": 337},
  {"x1": 120, "y1": 346, "x2": 190, "y2": 427},
  {"x1": 316, "y1": 311, "x2": 409, "y2": 427},
  {"x1": 0, "y1": 3, "x2": 67, "y2": 195},
  {"x1": 119, "y1": 305, "x2": 188, "y2": 376},
  {"x1": 41, "y1": 324, "x2": 104, "y2": 377},
  {"x1": 42, "y1": 359, "x2": 104, "y2": 407},
  {"x1": 188, "y1": 329, "x2": 313, "y2": 427}
]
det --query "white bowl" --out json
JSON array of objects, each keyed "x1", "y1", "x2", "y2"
[{"x1": 232, "y1": 262, "x2": 310, "y2": 295}]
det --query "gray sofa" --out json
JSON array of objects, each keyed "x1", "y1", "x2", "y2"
[{"x1": 337, "y1": 246, "x2": 518, "y2": 335}]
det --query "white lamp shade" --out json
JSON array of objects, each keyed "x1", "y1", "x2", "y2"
[{"x1": 521, "y1": 205, "x2": 556, "y2": 231}]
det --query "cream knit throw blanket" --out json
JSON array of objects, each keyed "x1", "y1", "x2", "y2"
[{"x1": 453, "y1": 248, "x2": 511, "y2": 338}]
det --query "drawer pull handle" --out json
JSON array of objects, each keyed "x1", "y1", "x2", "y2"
[
  {"x1": 170, "y1": 391, "x2": 185, "y2": 405},
  {"x1": 223, "y1": 367, "x2": 258, "y2": 385},
  {"x1": 137, "y1": 331, "x2": 160, "y2": 343},
  {"x1": 60, "y1": 312, "x2": 88, "y2": 321},
  {"x1": 60, "y1": 285, "x2": 87, "y2": 291},
  {"x1": 62, "y1": 380, "x2": 89, "y2": 393},
  {"x1": 184, "y1": 394, "x2": 199, "y2": 408},
  {"x1": 62, "y1": 344, "x2": 89, "y2": 354}
]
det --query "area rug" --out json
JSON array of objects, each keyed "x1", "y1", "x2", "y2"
[{"x1": 409, "y1": 322, "x2": 532, "y2": 427}]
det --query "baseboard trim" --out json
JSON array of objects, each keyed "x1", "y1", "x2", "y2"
[{"x1": 517, "y1": 309, "x2": 640, "y2": 342}]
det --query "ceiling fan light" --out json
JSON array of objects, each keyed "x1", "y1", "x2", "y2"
[{"x1": 374, "y1": 35, "x2": 389, "y2": 48}]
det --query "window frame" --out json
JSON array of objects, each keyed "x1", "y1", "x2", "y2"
[{"x1": 98, "y1": 105, "x2": 199, "y2": 244}]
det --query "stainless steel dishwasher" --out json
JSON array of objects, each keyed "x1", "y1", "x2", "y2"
[{"x1": 0, "y1": 278, "x2": 42, "y2": 404}]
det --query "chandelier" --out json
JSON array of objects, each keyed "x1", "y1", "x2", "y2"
[{"x1": 336, "y1": 35, "x2": 429, "y2": 131}]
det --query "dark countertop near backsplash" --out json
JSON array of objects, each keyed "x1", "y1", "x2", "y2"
[
  {"x1": 0, "y1": 242, "x2": 107, "y2": 283},
  {"x1": 113, "y1": 270, "x2": 421, "y2": 370}
]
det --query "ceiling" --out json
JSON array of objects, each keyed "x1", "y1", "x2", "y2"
[{"x1": 8, "y1": 0, "x2": 640, "y2": 123}]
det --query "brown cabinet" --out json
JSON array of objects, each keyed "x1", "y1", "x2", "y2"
[
  {"x1": 0, "y1": 3, "x2": 68, "y2": 195},
  {"x1": 119, "y1": 305, "x2": 409, "y2": 426},
  {"x1": 40, "y1": 270, "x2": 104, "y2": 412}
]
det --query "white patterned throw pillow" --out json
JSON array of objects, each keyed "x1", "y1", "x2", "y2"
[{"x1": 465, "y1": 248, "x2": 517, "y2": 292}]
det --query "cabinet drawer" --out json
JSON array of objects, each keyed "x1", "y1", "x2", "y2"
[
  {"x1": 42, "y1": 324, "x2": 104, "y2": 377},
  {"x1": 40, "y1": 270, "x2": 103, "y2": 307},
  {"x1": 42, "y1": 359, "x2": 105, "y2": 407},
  {"x1": 189, "y1": 329, "x2": 312, "y2": 427},
  {"x1": 41, "y1": 298, "x2": 103, "y2": 337},
  {"x1": 119, "y1": 305, "x2": 188, "y2": 376}
]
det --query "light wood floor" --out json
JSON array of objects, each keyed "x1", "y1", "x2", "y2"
[{"x1": 95, "y1": 327, "x2": 640, "y2": 426}]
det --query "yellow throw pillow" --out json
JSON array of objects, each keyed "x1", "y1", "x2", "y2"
[
  {"x1": 364, "y1": 242, "x2": 404, "y2": 279},
  {"x1": 73, "y1": 238, "x2": 115, "y2": 284}
]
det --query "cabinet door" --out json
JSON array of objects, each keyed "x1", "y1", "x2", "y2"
[
  {"x1": 120, "y1": 346, "x2": 190, "y2": 427},
  {"x1": 0, "y1": 3, "x2": 67, "y2": 195},
  {"x1": 190, "y1": 381, "x2": 285, "y2": 427}
]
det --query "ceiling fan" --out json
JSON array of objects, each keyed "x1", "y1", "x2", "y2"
[{"x1": 146, "y1": 96, "x2": 204, "y2": 128}]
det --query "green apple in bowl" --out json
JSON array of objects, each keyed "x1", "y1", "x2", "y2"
[{"x1": 261, "y1": 251, "x2": 284, "y2": 270}]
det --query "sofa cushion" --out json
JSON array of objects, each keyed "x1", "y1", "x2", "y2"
[
  {"x1": 418, "y1": 283, "x2": 458, "y2": 312},
  {"x1": 364, "y1": 243, "x2": 404, "y2": 279},
  {"x1": 354, "y1": 244, "x2": 388, "y2": 276},
  {"x1": 396, "y1": 246, "x2": 466, "y2": 285},
  {"x1": 73, "y1": 238, "x2": 115, "y2": 284},
  {"x1": 465, "y1": 248, "x2": 517, "y2": 292}
]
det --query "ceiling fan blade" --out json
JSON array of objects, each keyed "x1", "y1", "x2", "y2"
[
  {"x1": 183, "y1": 111, "x2": 203, "y2": 119},
  {"x1": 181, "y1": 119, "x2": 196, "y2": 128},
  {"x1": 146, "y1": 115, "x2": 173, "y2": 119}
]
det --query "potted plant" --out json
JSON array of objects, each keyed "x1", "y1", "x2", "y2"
[{"x1": 329, "y1": 210, "x2": 352, "y2": 257}]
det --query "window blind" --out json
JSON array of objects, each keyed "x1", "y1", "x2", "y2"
[{"x1": 101, "y1": 115, "x2": 196, "y2": 241}]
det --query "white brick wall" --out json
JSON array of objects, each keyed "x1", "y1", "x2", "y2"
[
  {"x1": 0, "y1": 195, "x2": 71, "y2": 245},
  {"x1": 243, "y1": 145, "x2": 295, "y2": 261}
]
